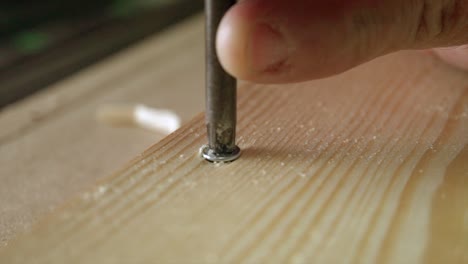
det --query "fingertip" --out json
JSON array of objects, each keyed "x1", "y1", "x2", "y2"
[
  {"x1": 216, "y1": 5, "x2": 251, "y2": 80},
  {"x1": 217, "y1": 0, "x2": 396, "y2": 84},
  {"x1": 433, "y1": 46, "x2": 468, "y2": 71},
  {"x1": 217, "y1": 1, "x2": 294, "y2": 83}
]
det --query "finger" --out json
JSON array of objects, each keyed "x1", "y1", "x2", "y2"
[
  {"x1": 216, "y1": 0, "x2": 468, "y2": 83},
  {"x1": 433, "y1": 45, "x2": 468, "y2": 71}
]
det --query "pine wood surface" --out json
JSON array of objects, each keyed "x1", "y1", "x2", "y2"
[
  {"x1": 0, "y1": 16, "x2": 204, "y2": 246},
  {"x1": 1, "y1": 19, "x2": 467, "y2": 264}
]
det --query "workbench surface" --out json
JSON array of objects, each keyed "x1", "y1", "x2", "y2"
[{"x1": 0, "y1": 15, "x2": 204, "y2": 247}]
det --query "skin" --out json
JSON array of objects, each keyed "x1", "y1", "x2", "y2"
[{"x1": 216, "y1": 0, "x2": 468, "y2": 84}]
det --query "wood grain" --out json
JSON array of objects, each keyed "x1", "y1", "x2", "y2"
[
  {"x1": 0, "y1": 16, "x2": 204, "y2": 246},
  {"x1": 1, "y1": 24, "x2": 467, "y2": 264}
]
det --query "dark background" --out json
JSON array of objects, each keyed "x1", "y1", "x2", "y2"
[{"x1": 0, "y1": 0, "x2": 203, "y2": 108}]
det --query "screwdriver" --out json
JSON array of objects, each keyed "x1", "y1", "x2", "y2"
[{"x1": 201, "y1": 0, "x2": 241, "y2": 163}]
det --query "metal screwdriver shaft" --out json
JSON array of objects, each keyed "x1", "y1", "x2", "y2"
[{"x1": 201, "y1": 0, "x2": 240, "y2": 162}]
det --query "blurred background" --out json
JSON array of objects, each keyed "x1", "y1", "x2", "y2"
[{"x1": 0, "y1": 0, "x2": 203, "y2": 108}]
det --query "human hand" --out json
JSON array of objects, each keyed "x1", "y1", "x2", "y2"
[{"x1": 216, "y1": 0, "x2": 468, "y2": 83}]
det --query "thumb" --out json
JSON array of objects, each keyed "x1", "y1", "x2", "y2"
[{"x1": 216, "y1": 0, "x2": 468, "y2": 83}]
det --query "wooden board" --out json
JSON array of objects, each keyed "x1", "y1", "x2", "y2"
[
  {"x1": 1, "y1": 20, "x2": 468, "y2": 264},
  {"x1": 0, "y1": 16, "x2": 204, "y2": 246}
]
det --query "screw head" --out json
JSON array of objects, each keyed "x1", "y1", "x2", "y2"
[{"x1": 200, "y1": 145, "x2": 241, "y2": 163}]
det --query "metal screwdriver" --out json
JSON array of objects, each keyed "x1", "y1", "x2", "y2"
[{"x1": 201, "y1": 0, "x2": 241, "y2": 163}]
